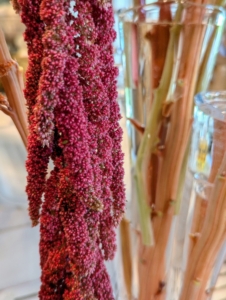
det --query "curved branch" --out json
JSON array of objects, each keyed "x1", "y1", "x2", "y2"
[{"x1": 0, "y1": 27, "x2": 27, "y2": 147}]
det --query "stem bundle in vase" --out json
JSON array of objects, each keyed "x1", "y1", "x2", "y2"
[{"x1": 120, "y1": 1, "x2": 225, "y2": 299}]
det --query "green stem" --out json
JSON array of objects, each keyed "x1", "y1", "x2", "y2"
[
  {"x1": 175, "y1": 140, "x2": 190, "y2": 214},
  {"x1": 135, "y1": 5, "x2": 183, "y2": 245},
  {"x1": 195, "y1": 25, "x2": 223, "y2": 93}
]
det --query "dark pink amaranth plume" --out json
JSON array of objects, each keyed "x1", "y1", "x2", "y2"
[
  {"x1": 39, "y1": 165, "x2": 68, "y2": 299},
  {"x1": 17, "y1": 0, "x2": 51, "y2": 225},
  {"x1": 91, "y1": 0, "x2": 126, "y2": 260},
  {"x1": 16, "y1": 0, "x2": 125, "y2": 298},
  {"x1": 75, "y1": 0, "x2": 117, "y2": 262},
  {"x1": 35, "y1": 0, "x2": 69, "y2": 147}
]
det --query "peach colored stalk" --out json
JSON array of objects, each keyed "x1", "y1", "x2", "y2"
[
  {"x1": 188, "y1": 194, "x2": 207, "y2": 256},
  {"x1": 180, "y1": 120, "x2": 226, "y2": 299},
  {"x1": 0, "y1": 27, "x2": 27, "y2": 147},
  {"x1": 138, "y1": 6, "x2": 206, "y2": 298},
  {"x1": 188, "y1": 120, "x2": 226, "y2": 255},
  {"x1": 180, "y1": 153, "x2": 226, "y2": 300},
  {"x1": 195, "y1": 235, "x2": 225, "y2": 300},
  {"x1": 120, "y1": 218, "x2": 133, "y2": 300}
]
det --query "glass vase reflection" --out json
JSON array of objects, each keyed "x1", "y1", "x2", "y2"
[
  {"x1": 189, "y1": 106, "x2": 213, "y2": 177},
  {"x1": 168, "y1": 92, "x2": 226, "y2": 300},
  {"x1": 182, "y1": 91, "x2": 226, "y2": 300},
  {"x1": 190, "y1": 91, "x2": 226, "y2": 179}
]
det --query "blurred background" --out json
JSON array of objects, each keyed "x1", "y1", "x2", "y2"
[
  {"x1": 0, "y1": 0, "x2": 225, "y2": 299},
  {"x1": 0, "y1": 1, "x2": 40, "y2": 299}
]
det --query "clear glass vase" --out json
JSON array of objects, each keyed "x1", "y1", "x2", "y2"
[
  {"x1": 119, "y1": 2, "x2": 225, "y2": 300},
  {"x1": 119, "y1": 1, "x2": 225, "y2": 161},
  {"x1": 178, "y1": 91, "x2": 226, "y2": 300}
]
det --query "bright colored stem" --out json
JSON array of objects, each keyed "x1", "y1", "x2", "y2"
[
  {"x1": 120, "y1": 218, "x2": 133, "y2": 300},
  {"x1": 138, "y1": 6, "x2": 208, "y2": 299},
  {"x1": 180, "y1": 154, "x2": 226, "y2": 300},
  {"x1": 195, "y1": 27, "x2": 220, "y2": 93},
  {"x1": 181, "y1": 119, "x2": 226, "y2": 298},
  {"x1": 135, "y1": 6, "x2": 182, "y2": 245},
  {"x1": 0, "y1": 27, "x2": 27, "y2": 147}
]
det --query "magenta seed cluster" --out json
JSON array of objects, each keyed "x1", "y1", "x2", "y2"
[{"x1": 17, "y1": 0, "x2": 125, "y2": 298}]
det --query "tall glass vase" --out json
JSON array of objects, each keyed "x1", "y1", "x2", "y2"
[
  {"x1": 119, "y1": 2, "x2": 225, "y2": 300},
  {"x1": 179, "y1": 91, "x2": 226, "y2": 300}
]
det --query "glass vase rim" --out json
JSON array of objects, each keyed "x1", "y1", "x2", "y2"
[
  {"x1": 195, "y1": 91, "x2": 226, "y2": 123},
  {"x1": 118, "y1": 0, "x2": 225, "y2": 21}
]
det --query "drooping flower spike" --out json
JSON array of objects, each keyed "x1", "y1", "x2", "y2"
[
  {"x1": 18, "y1": 0, "x2": 51, "y2": 225},
  {"x1": 16, "y1": 0, "x2": 125, "y2": 298}
]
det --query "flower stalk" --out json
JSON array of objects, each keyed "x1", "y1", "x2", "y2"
[
  {"x1": 0, "y1": 27, "x2": 27, "y2": 147},
  {"x1": 180, "y1": 152, "x2": 226, "y2": 300},
  {"x1": 180, "y1": 118, "x2": 226, "y2": 299},
  {"x1": 135, "y1": 6, "x2": 182, "y2": 245}
]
